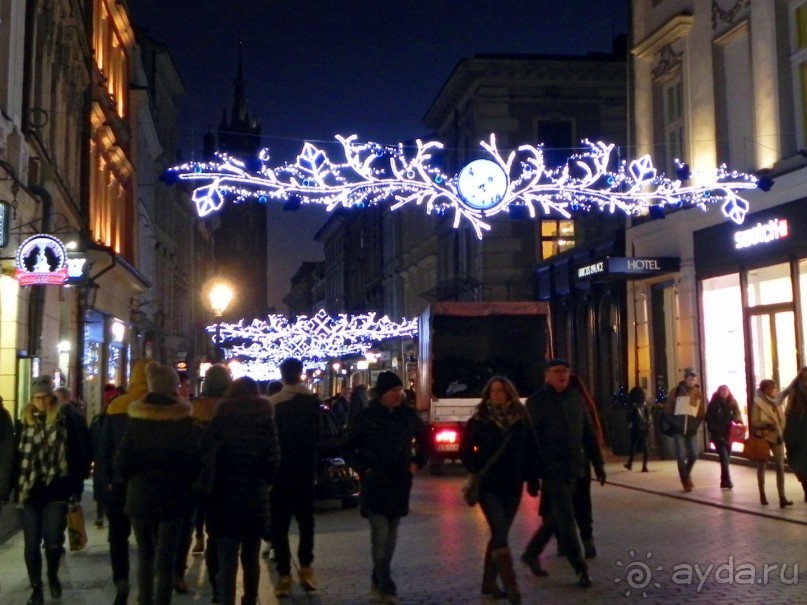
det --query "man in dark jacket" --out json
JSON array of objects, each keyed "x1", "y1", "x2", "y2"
[
  {"x1": 341, "y1": 371, "x2": 431, "y2": 605},
  {"x1": 268, "y1": 357, "x2": 322, "y2": 597},
  {"x1": 521, "y1": 359, "x2": 606, "y2": 588}
]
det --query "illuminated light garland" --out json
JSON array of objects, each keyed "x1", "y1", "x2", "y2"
[
  {"x1": 168, "y1": 134, "x2": 761, "y2": 239},
  {"x1": 206, "y1": 309, "x2": 418, "y2": 377}
]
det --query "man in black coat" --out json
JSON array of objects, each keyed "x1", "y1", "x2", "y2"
[
  {"x1": 522, "y1": 359, "x2": 606, "y2": 588},
  {"x1": 268, "y1": 357, "x2": 322, "y2": 597},
  {"x1": 341, "y1": 371, "x2": 431, "y2": 605}
]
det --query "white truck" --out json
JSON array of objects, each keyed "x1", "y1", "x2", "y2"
[{"x1": 415, "y1": 301, "x2": 553, "y2": 474}]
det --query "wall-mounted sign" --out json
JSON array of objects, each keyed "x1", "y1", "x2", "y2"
[
  {"x1": 734, "y1": 218, "x2": 789, "y2": 250},
  {"x1": 577, "y1": 257, "x2": 680, "y2": 280},
  {"x1": 0, "y1": 201, "x2": 10, "y2": 249},
  {"x1": 15, "y1": 234, "x2": 68, "y2": 286},
  {"x1": 65, "y1": 252, "x2": 89, "y2": 285},
  {"x1": 577, "y1": 261, "x2": 606, "y2": 279}
]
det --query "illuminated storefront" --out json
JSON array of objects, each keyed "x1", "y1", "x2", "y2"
[{"x1": 694, "y1": 199, "x2": 807, "y2": 431}]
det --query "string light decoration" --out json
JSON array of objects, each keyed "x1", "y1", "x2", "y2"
[
  {"x1": 167, "y1": 134, "x2": 762, "y2": 239},
  {"x1": 206, "y1": 309, "x2": 418, "y2": 375}
]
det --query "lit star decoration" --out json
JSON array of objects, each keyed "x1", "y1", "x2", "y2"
[
  {"x1": 206, "y1": 309, "x2": 418, "y2": 376},
  {"x1": 168, "y1": 134, "x2": 760, "y2": 239}
]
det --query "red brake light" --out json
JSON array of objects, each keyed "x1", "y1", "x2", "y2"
[{"x1": 435, "y1": 429, "x2": 458, "y2": 444}]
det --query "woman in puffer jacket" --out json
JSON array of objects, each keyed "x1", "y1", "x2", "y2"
[{"x1": 199, "y1": 377, "x2": 280, "y2": 605}]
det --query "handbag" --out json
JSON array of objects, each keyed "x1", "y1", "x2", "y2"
[
  {"x1": 461, "y1": 433, "x2": 513, "y2": 507},
  {"x1": 743, "y1": 435, "x2": 771, "y2": 462},
  {"x1": 729, "y1": 423, "x2": 747, "y2": 443},
  {"x1": 66, "y1": 502, "x2": 88, "y2": 551}
]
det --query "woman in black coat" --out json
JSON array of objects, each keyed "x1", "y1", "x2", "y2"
[
  {"x1": 114, "y1": 362, "x2": 198, "y2": 605},
  {"x1": 199, "y1": 377, "x2": 280, "y2": 605},
  {"x1": 459, "y1": 376, "x2": 534, "y2": 605},
  {"x1": 705, "y1": 385, "x2": 742, "y2": 489},
  {"x1": 624, "y1": 386, "x2": 651, "y2": 472}
]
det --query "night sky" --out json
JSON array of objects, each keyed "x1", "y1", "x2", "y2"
[{"x1": 129, "y1": 0, "x2": 629, "y2": 312}]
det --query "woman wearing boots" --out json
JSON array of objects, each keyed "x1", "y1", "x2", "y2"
[
  {"x1": 705, "y1": 385, "x2": 742, "y2": 489},
  {"x1": 16, "y1": 376, "x2": 91, "y2": 605},
  {"x1": 460, "y1": 376, "x2": 534, "y2": 605},
  {"x1": 200, "y1": 376, "x2": 280, "y2": 605},
  {"x1": 624, "y1": 386, "x2": 651, "y2": 472},
  {"x1": 783, "y1": 367, "x2": 807, "y2": 501},
  {"x1": 751, "y1": 379, "x2": 792, "y2": 507}
]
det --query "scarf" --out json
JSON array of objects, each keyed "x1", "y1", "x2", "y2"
[
  {"x1": 17, "y1": 405, "x2": 69, "y2": 504},
  {"x1": 486, "y1": 401, "x2": 526, "y2": 430}
]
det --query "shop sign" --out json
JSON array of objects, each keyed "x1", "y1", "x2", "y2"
[
  {"x1": 734, "y1": 218, "x2": 789, "y2": 250},
  {"x1": 14, "y1": 234, "x2": 68, "y2": 286},
  {"x1": 577, "y1": 257, "x2": 680, "y2": 280},
  {"x1": 577, "y1": 261, "x2": 606, "y2": 279}
]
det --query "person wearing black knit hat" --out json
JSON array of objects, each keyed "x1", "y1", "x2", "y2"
[{"x1": 341, "y1": 371, "x2": 431, "y2": 605}]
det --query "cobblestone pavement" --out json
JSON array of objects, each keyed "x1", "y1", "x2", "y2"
[{"x1": 0, "y1": 457, "x2": 805, "y2": 604}]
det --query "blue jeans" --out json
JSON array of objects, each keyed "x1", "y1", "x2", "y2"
[
  {"x1": 715, "y1": 441, "x2": 732, "y2": 485},
  {"x1": 131, "y1": 517, "x2": 183, "y2": 605},
  {"x1": 478, "y1": 490, "x2": 521, "y2": 550},
  {"x1": 217, "y1": 534, "x2": 261, "y2": 605},
  {"x1": 672, "y1": 432, "x2": 698, "y2": 483},
  {"x1": 368, "y1": 514, "x2": 400, "y2": 596},
  {"x1": 21, "y1": 501, "x2": 68, "y2": 585}
]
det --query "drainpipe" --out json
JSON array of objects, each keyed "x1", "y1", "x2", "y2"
[{"x1": 25, "y1": 184, "x2": 52, "y2": 360}]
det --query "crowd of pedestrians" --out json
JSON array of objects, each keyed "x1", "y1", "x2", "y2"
[{"x1": 1, "y1": 359, "x2": 807, "y2": 605}]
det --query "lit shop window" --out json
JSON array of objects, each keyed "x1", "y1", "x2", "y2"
[
  {"x1": 701, "y1": 273, "x2": 748, "y2": 442},
  {"x1": 540, "y1": 220, "x2": 575, "y2": 260}
]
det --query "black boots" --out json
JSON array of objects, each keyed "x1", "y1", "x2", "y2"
[
  {"x1": 481, "y1": 544, "x2": 507, "y2": 598},
  {"x1": 491, "y1": 548, "x2": 521, "y2": 605},
  {"x1": 26, "y1": 583, "x2": 44, "y2": 605}
]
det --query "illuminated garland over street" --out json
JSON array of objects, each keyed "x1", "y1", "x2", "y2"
[
  {"x1": 207, "y1": 309, "x2": 418, "y2": 375},
  {"x1": 168, "y1": 134, "x2": 762, "y2": 239}
]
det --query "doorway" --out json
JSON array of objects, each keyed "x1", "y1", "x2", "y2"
[{"x1": 748, "y1": 307, "x2": 798, "y2": 391}]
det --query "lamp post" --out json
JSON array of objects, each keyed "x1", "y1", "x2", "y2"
[{"x1": 208, "y1": 282, "x2": 233, "y2": 362}]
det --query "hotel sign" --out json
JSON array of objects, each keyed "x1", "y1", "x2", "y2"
[{"x1": 577, "y1": 257, "x2": 680, "y2": 280}]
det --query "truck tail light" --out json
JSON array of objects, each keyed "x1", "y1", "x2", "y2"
[{"x1": 434, "y1": 429, "x2": 458, "y2": 444}]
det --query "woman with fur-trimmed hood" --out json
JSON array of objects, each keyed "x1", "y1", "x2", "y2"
[
  {"x1": 201, "y1": 376, "x2": 280, "y2": 605},
  {"x1": 114, "y1": 362, "x2": 199, "y2": 605}
]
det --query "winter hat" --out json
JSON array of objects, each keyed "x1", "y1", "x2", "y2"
[
  {"x1": 684, "y1": 367, "x2": 698, "y2": 378},
  {"x1": 204, "y1": 364, "x2": 232, "y2": 397},
  {"x1": 146, "y1": 361, "x2": 180, "y2": 396},
  {"x1": 374, "y1": 370, "x2": 403, "y2": 399},
  {"x1": 31, "y1": 375, "x2": 53, "y2": 397}
]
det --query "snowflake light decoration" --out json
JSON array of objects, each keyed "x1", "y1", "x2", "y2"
[
  {"x1": 207, "y1": 309, "x2": 418, "y2": 375},
  {"x1": 167, "y1": 134, "x2": 761, "y2": 239}
]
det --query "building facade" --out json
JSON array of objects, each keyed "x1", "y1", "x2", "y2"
[{"x1": 628, "y1": 0, "x2": 807, "y2": 433}]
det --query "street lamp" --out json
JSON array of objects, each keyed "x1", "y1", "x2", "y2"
[{"x1": 208, "y1": 282, "x2": 233, "y2": 361}]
